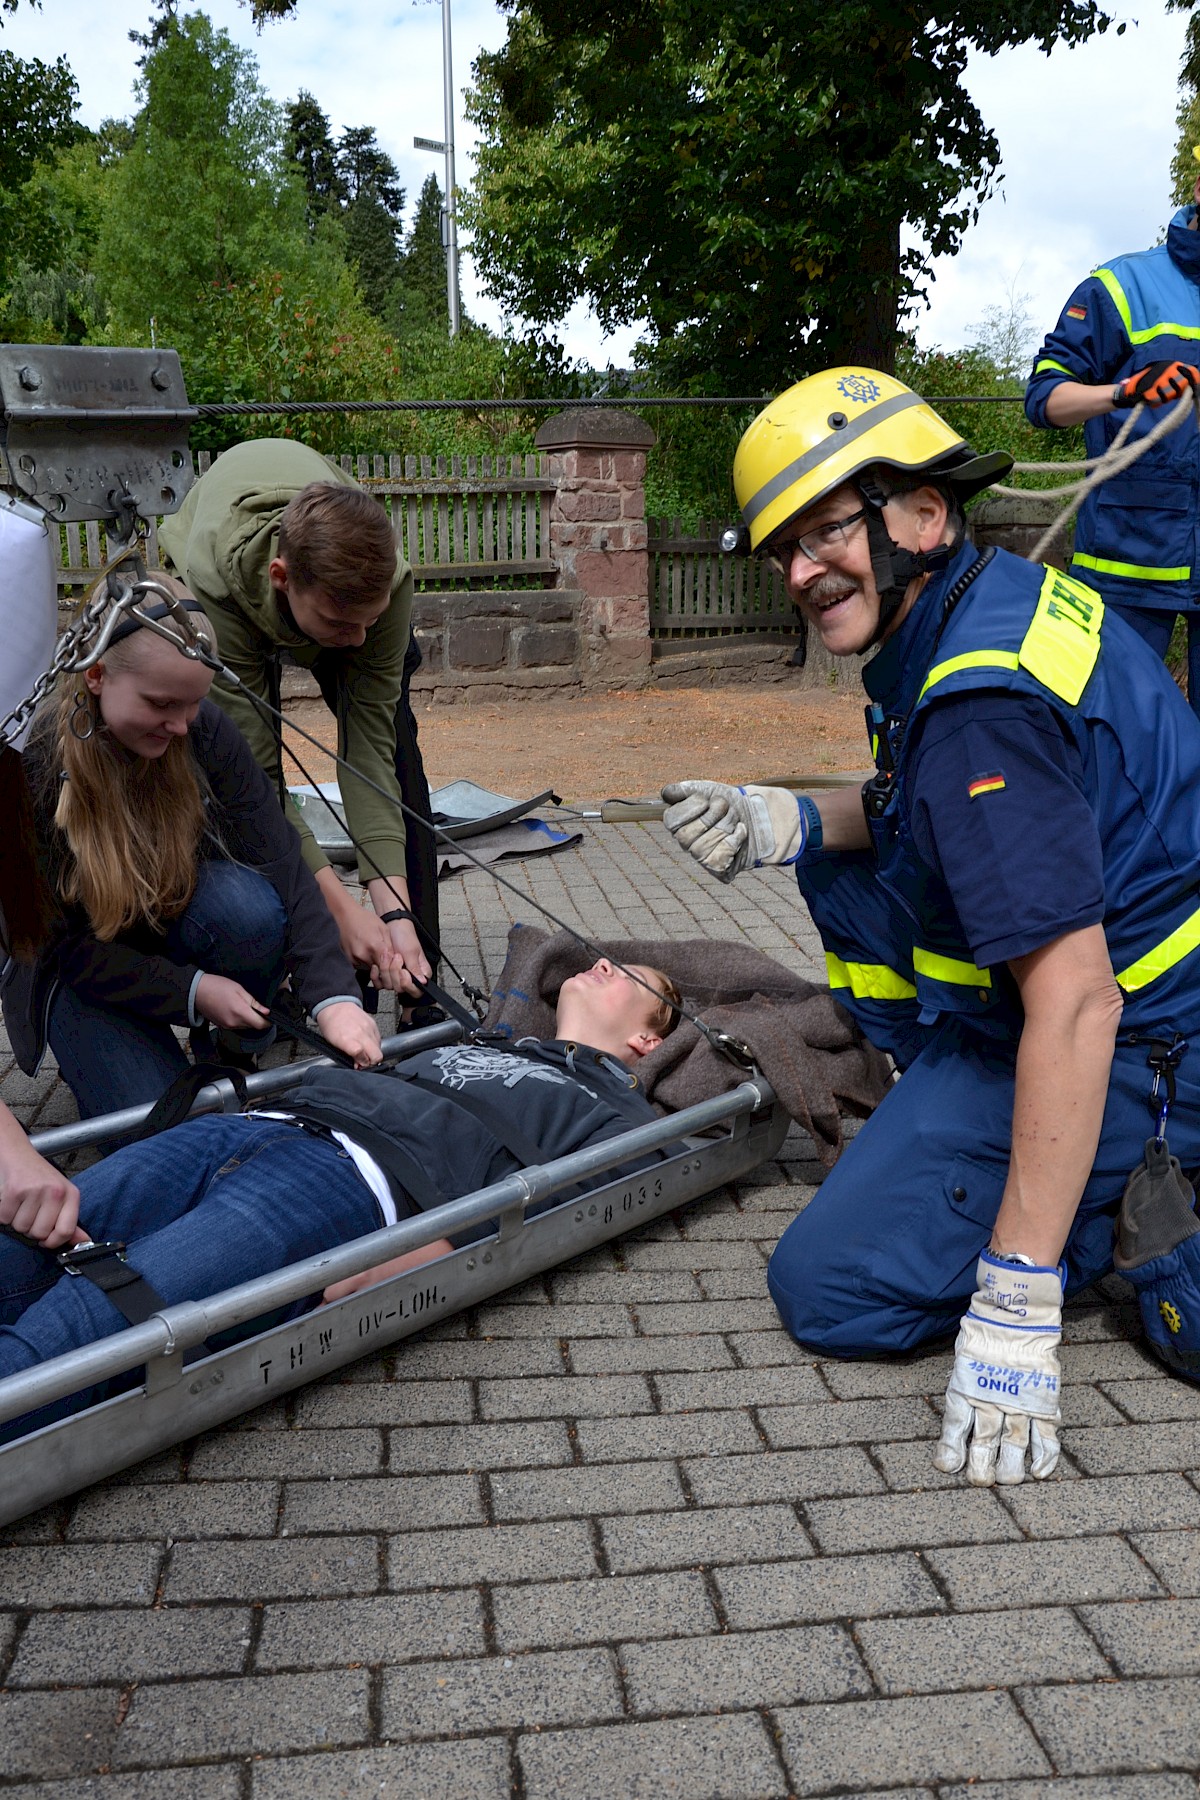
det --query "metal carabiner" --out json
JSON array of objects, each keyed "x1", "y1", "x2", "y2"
[{"x1": 1145, "y1": 1035, "x2": 1188, "y2": 1149}]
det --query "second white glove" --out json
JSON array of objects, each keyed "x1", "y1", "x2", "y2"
[
  {"x1": 933, "y1": 1251, "x2": 1063, "y2": 1487},
  {"x1": 660, "y1": 781, "x2": 814, "y2": 882}
]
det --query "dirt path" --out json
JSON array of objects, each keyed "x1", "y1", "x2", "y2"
[{"x1": 282, "y1": 681, "x2": 869, "y2": 802}]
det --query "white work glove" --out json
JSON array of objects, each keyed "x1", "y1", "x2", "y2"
[
  {"x1": 661, "y1": 781, "x2": 813, "y2": 883},
  {"x1": 933, "y1": 1250, "x2": 1063, "y2": 1487}
]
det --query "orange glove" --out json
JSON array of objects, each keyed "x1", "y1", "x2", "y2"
[{"x1": 1112, "y1": 361, "x2": 1200, "y2": 408}]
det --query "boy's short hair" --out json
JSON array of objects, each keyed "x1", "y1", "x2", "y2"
[
  {"x1": 643, "y1": 967, "x2": 682, "y2": 1039},
  {"x1": 277, "y1": 483, "x2": 397, "y2": 609}
]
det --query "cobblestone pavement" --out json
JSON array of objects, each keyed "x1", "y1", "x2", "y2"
[{"x1": 3, "y1": 823, "x2": 1199, "y2": 1798}]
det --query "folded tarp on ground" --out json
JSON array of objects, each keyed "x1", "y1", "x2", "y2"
[
  {"x1": 288, "y1": 781, "x2": 580, "y2": 872},
  {"x1": 483, "y1": 925, "x2": 892, "y2": 1165}
]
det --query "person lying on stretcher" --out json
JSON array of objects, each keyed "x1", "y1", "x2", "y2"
[{"x1": 0, "y1": 959, "x2": 680, "y2": 1439}]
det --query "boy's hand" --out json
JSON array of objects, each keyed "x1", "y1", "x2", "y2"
[{"x1": 317, "y1": 1002, "x2": 382, "y2": 1068}]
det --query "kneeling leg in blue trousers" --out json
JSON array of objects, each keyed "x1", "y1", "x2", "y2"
[
  {"x1": 0, "y1": 1115, "x2": 381, "y2": 1439},
  {"x1": 767, "y1": 1023, "x2": 1200, "y2": 1357}
]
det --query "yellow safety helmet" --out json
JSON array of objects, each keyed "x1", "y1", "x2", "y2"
[{"x1": 733, "y1": 367, "x2": 1011, "y2": 553}]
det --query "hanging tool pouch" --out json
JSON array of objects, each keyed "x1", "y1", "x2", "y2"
[{"x1": 1114, "y1": 1036, "x2": 1200, "y2": 1379}]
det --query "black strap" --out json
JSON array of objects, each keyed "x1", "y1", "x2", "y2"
[
  {"x1": 395, "y1": 1069, "x2": 547, "y2": 1169},
  {"x1": 58, "y1": 1241, "x2": 168, "y2": 1326},
  {"x1": 122, "y1": 1062, "x2": 250, "y2": 1144},
  {"x1": 281, "y1": 1099, "x2": 449, "y2": 1212},
  {"x1": 413, "y1": 976, "x2": 484, "y2": 1035},
  {"x1": 268, "y1": 991, "x2": 358, "y2": 1067}
]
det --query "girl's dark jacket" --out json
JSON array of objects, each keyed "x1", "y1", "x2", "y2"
[{"x1": 1, "y1": 699, "x2": 358, "y2": 1074}]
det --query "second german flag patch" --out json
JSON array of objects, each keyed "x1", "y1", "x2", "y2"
[{"x1": 968, "y1": 772, "x2": 1007, "y2": 799}]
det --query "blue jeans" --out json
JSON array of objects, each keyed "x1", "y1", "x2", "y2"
[
  {"x1": 0, "y1": 1114, "x2": 381, "y2": 1440},
  {"x1": 48, "y1": 860, "x2": 288, "y2": 1118}
]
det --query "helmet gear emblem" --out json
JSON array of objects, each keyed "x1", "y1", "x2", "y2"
[
  {"x1": 837, "y1": 374, "x2": 882, "y2": 405},
  {"x1": 1160, "y1": 1299, "x2": 1184, "y2": 1334}
]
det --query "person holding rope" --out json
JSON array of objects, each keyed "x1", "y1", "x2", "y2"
[
  {"x1": 1, "y1": 574, "x2": 382, "y2": 1128},
  {"x1": 158, "y1": 439, "x2": 438, "y2": 1001},
  {"x1": 663, "y1": 367, "x2": 1200, "y2": 1486},
  {"x1": 1026, "y1": 160, "x2": 1200, "y2": 713},
  {"x1": 0, "y1": 959, "x2": 679, "y2": 1439}
]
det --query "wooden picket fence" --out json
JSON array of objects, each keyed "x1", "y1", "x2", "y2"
[
  {"x1": 647, "y1": 516, "x2": 800, "y2": 636},
  {"x1": 50, "y1": 450, "x2": 556, "y2": 598}
]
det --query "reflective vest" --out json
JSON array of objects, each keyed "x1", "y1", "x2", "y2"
[
  {"x1": 1026, "y1": 208, "x2": 1200, "y2": 611},
  {"x1": 860, "y1": 549, "x2": 1200, "y2": 1039}
]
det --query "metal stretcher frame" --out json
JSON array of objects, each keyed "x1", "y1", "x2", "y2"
[{"x1": 0, "y1": 1029, "x2": 786, "y2": 1524}]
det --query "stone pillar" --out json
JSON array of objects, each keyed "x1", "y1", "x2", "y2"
[{"x1": 534, "y1": 407, "x2": 657, "y2": 687}]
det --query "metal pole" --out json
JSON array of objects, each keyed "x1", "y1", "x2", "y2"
[{"x1": 442, "y1": 0, "x2": 461, "y2": 337}]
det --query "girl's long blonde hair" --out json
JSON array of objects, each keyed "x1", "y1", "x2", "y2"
[{"x1": 45, "y1": 578, "x2": 218, "y2": 942}]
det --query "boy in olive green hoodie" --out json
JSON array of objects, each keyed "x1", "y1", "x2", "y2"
[{"x1": 160, "y1": 439, "x2": 436, "y2": 997}]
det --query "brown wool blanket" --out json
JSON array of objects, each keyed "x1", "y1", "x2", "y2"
[{"x1": 482, "y1": 925, "x2": 892, "y2": 1167}]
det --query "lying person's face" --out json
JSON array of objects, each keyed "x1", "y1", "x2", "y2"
[{"x1": 556, "y1": 958, "x2": 672, "y2": 1060}]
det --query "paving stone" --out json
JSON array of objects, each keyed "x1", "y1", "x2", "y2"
[
  {"x1": 0, "y1": 1544, "x2": 161, "y2": 1609},
  {"x1": 776, "y1": 1691, "x2": 1049, "y2": 1794},
  {"x1": 187, "y1": 1429, "x2": 383, "y2": 1480},
  {"x1": 1131, "y1": 1530, "x2": 1200, "y2": 1596},
  {"x1": 655, "y1": 1366, "x2": 829, "y2": 1410},
  {"x1": 67, "y1": 1482, "x2": 279, "y2": 1541},
  {"x1": 478, "y1": 1373, "x2": 654, "y2": 1419},
  {"x1": 675, "y1": 1213, "x2": 778, "y2": 1242},
  {"x1": 1058, "y1": 1340, "x2": 1167, "y2": 1381},
  {"x1": 717, "y1": 1551, "x2": 944, "y2": 1629},
  {"x1": 492, "y1": 1569, "x2": 716, "y2": 1651},
  {"x1": 0, "y1": 1688, "x2": 120, "y2": 1779},
  {"x1": 601, "y1": 1503, "x2": 812, "y2": 1573},
  {"x1": 0, "y1": 1503, "x2": 70, "y2": 1545},
  {"x1": 726, "y1": 1330, "x2": 817, "y2": 1366},
  {"x1": 163, "y1": 1536, "x2": 379, "y2": 1604},
  {"x1": 95, "y1": 1448, "x2": 184, "y2": 1487},
  {"x1": 940, "y1": 1779, "x2": 1198, "y2": 1800},
  {"x1": 1058, "y1": 1385, "x2": 1132, "y2": 1427},
  {"x1": 1068, "y1": 1422, "x2": 1200, "y2": 1477},
  {"x1": 1100, "y1": 1379, "x2": 1200, "y2": 1421},
  {"x1": 381, "y1": 1644, "x2": 621, "y2": 1739},
  {"x1": 698, "y1": 1269, "x2": 777, "y2": 1299},
  {"x1": 568, "y1": 1335, "x2": 735, "y2": 1374},
  {"x1": 0, "y1": 1611, "x2": 15, "y2": 1671},
  {"x1": 281, "y1": 1472, "x2": 484, "y2": 1534},
  {"x1": 622, "y1": 1621, "x2": 870, "y2": 1712},
  {"x1": 292, "y1": 1379, "x2": 473, "y2": 1427},
  {"x1": 576, "y1": 1411, "x2": 764, "y2": 1462},
  {"x1": 490, "y1": 1458, "x2": 685, "y2": 1522},
  {"x1": 621, "y1": 1239, "x2": 766, "y2": 1270},
  {"x1": 549, "y1": 1270, "x2": 702, "y2": 1302},
  {"x1": 927, "y1": 1537, "x2": 1164, "y2": 1608},
  {"x1": 631, "y1": 1299, "x2": 780, "y2": 1334},
  {"x1": 683, "y1": 1445, "x2": 883, "y2": 1507},
  {"x1": 393, "y1": 1339, "x2": 565, "y2": 1379},
  {"x1": 469, "y1": 1303, "x2": 634, "y2": 1337},
  {"x1": 9, "y1": 1605, "x2": 251, "y2": 1687},
  {"x1": 818, "y1": 1353, "x2": 948, "y2": 1399},
  {"x1": 389, "y1": 1519, "x2": 598, "y2": 1589},
  {"x1": 114, "y1": 1669, "x2": 370, "y2": 1765},
  {"x1": 999, "y1": 1472, "x2": 1200, "y2": 1538},
  {"x1": 806, "y1": 1487, "x2": 1022, "y2": 1554},
  {"x1": 1078, "y1": 1599, "x2": 1200, "y2": 1676},
  {"x1": 1019, "y1": 1676, "x2": 1200, "y2": 1776},
  {"x1": 760, "y1": 1396, "x2": 937, "y2": 1449},
  {"x1": 256, "y1": 1590, "x2": 484, "y2": 1670},
  {"x1": 2, "y1": 1773, "x2": 241, "y2": 1800},
  {"x1": 518, "y1": 1711, "x2": 784, "y2": 1800},
  {"x1": 857, "y1": 1606, "x2": 1108, "y2": 1695},
  {"x1": 251, "y1": 1740, "x2": 510, "y2": 1799},
  {"x1": 385, "y1": 1420, "x2": 572, "y2": 1474}
]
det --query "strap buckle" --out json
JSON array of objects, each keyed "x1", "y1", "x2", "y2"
[{"x1": 57, "y1": 1238, "x2": 129, "y2": 1275}]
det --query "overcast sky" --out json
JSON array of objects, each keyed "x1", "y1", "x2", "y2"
[{"x1": 4, "y1": 0, "x2": 1191, "y2": 372}]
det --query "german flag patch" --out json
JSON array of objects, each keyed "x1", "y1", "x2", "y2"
[
  {"x1": 968, "y1": 772, "x2": 1007, "y2": 799},
  {"x1": 1067, "y1": 304, "x2": 1087, "y2": 320}
]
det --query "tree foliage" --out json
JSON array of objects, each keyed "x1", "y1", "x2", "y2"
[{"x1": 464, "y1": 0, "x2": 1128, "y2": 391}]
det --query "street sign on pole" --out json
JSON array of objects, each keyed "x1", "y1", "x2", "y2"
[{"x1": 413, "y1": 136, "x2": 447, "y2": 153}]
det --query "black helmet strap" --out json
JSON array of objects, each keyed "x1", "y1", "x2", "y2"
[{"x1": 858, "y1": 476, "x2": 954, "y2": 646}]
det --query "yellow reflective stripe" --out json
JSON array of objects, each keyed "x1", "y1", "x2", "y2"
[
  {"x1": 913, "y1": 948, "x2": 992, "y2": 989},
  {"x1": 1091, "y1": 264, "x2": 1200, "y2": 344},
  {"x1": 1035, "y1": 358, "x2": 1073, "y2": 376},
  {"x1": 1072, "y1": 551, "x2": 1190, "y2": 583},
  {"x1": 919, "y1": 650, "x2": 1019, "y2": 702},
  {"x1": 825, "y1": 952, "x2": 917, "y2": 1001},
  {"x1": 1018, "y1": 568, "x2": 1104, "y2": 705},
  {"x1": 1115, "y1": 903, "x2": 1200, "y2": 993}
]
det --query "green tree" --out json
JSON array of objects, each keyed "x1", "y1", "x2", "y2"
[
  {"x1": 95, "y1": 10, "x2": 306, "y2": 354},
  {"x1": 395, "y1": 173, "x2": 448, "y2": 336},
  {"x1": 285, "y1": 89, "x2": 344, "y2": 233},
  {"x1": 463, "y1": 0, "x2": 1130, "y2": 391},
  {"x1": 0, "y1": 0, "x2": 82, "y2": 304},
  {"x1": 336, "y1": 125, "x2": 404, "y2": 322}
]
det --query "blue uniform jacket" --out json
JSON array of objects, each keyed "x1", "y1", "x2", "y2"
[
  {"x1": 1025, "y1": 207, "x2": 1200, "y2": 611},
  {"x1": 858, "y1": 543, "x2": 1200, "y2": 1041}
]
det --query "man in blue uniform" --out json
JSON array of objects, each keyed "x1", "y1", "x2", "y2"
[
  {"x1": 1026, "y1": 163, "x2": 1200, "y2": 713},
  {"x1": 663, "y1": 368, "x2": 1200, "y2": 1486}
]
